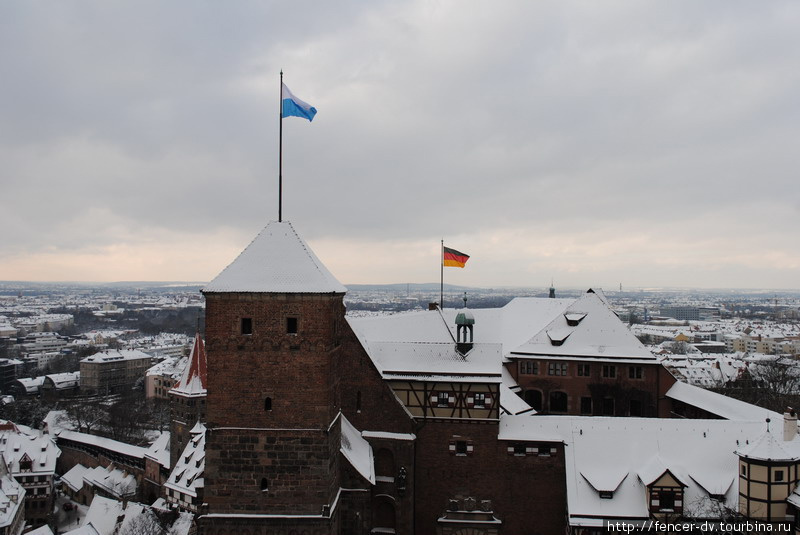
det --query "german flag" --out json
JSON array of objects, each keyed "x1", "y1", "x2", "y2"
[{"x1": 443, "y1": 246, "x2": 470, "y2": 268}]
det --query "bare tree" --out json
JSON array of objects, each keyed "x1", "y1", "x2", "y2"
[{"x1": 62, "y1": 401, "x2": 106, "y2": 434}]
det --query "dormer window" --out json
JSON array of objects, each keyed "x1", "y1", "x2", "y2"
[
  {"x1": 547, "y1": 329, "x2": 571, "y2": 346},
  {"x1": 564, "y1": 313, "x2": 587, "y2": 326}
]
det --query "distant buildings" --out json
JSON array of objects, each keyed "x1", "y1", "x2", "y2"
[{"x1": 79, "y1": 350, "x2": 153, "y2": 395}]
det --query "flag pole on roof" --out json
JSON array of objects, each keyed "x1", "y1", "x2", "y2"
[
  {"x1": 278, "y1": 72, "x2": 318, "y2": 222},
  {"x1": 441, "y1": 243, "x2": 470, "y2": 308},
  {"x1": 279, "y1": 70, "x2": 283, "y2": 222}
]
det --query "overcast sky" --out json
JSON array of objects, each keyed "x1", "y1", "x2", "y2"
[{"x1": 1, "y1": 1, "x2": 799, "y2": 289}]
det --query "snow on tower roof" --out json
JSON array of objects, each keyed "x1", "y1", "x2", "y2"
[
  {"x1": 736, "y1": 428, "x2": 800, "y2": 462},
  {"x1": 170, "y1": 333, "x2": 207, "y2": 397},
  {"x1": 203, "y1": 221, "x2": 347, "y2": 294},
  {"x1": 511, "y1": 292, "x2": 655, "y2": 362}
]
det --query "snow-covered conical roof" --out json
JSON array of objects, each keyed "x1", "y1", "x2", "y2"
[
  {"x1": 736, "y1": 428, "x2": 800, "y2": 462},
  {"x1": 203, "y1": 221, "x2": 346, "y2": 294},
  {"x1": 170, "y1": 332, "x2": 207, "y2": 397}
]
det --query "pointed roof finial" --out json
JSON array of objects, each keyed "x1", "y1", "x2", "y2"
[{"x1": 171, "y1": 332, "x2": 208, "y2": 397}]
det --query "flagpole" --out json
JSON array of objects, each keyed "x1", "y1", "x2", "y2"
[
  {"x1": 278, "y1": 70, "x2": 283, "y2": 222},
  {"x1": 440, "y1": 239, "x2": 444, "y2": 309}
]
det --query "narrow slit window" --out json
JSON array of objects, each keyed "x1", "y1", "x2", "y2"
[
  {"x1": 286, "y1": 317, "x2": 298, "y2": 334},
  {"x1": 241, "y1": 318, "x2": 253, "y2": 335},
  {"x1": 264, "y1": 397, "x2": 272, "y2": 411}
]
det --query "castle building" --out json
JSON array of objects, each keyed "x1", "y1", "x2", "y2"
[
  {"x1": 169, "y1": 333, "x2": 207, "y2": 469},
  {"x1": 196, "y1": 220, "x2": 795, "y2": 535}
]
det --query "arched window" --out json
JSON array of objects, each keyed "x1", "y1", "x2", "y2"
[
  {"x1": 264, "y1": 397, "x2": 272, "y2": 411},
  {"x1": 524, "y1": 389, "x2": 542, "y2": 411},
  {"x1": 374, "y1": 499, "x2": 396, "y2": 530}
]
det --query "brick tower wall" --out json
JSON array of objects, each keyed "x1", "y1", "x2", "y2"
[{"x1": 202, "y1": 292, "x2": 344, "y2": 518}]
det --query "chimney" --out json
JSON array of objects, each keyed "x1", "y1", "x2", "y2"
[{"x1": 784, "y1": 408, "x2": 797, "y2": 441}]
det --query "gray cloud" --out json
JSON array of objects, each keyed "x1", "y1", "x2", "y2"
[{"x1": 1, "y1": 0, "x2": 798, "y2": 287}]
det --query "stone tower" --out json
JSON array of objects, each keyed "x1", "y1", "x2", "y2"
[
  {"x1": 169, "y1": 331, "x2": 208, "y2": 469},
  {"x1": 200, "y1": 221, "x2": 348, "y2": 535}
]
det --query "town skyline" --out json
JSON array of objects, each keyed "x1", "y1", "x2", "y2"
[{"x1": 2, "y1": 2, "x2": 799, "y2": 289}]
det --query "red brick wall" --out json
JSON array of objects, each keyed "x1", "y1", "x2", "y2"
[
  {"x1": 511, "y1": 359, "x2": 667, "y2": 417},
  {"x1": 413, "y1": 421, "x2": 567, "y2": 535}
]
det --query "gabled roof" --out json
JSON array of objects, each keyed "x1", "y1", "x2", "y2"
[
  {"x1": 170, "y1": 333, "x2": 207, "y2": 397},
  {"x1": 203, "y1": 221, "x2": 347, "y2": 294},
  {"x1": 165, "y1": 426, "x2": 205, "y2": 498},
  {"x1": 666, "y1": 381, "x2": 781, "y2": 421},
  {"x1": 510, "y1": 292, "x2": 656, "y2": 361}
]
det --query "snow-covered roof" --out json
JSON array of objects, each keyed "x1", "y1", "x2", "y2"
[
  {"x1": 0, "y1": 454, "x2": 24, "y2": 530},
  {"x1": 170, "y1": 333, "x2": 207, "y2": 397},
  {"x1": 165, "y1": 425, "x2": 204, "y2": 498},
  {"x1": 45, "y1": 372, "x2": 80, "y2": 389},
  {"x1": 499, "y1": 415, "x2": 775, "y2": 526},
  {"x1": 57, "y1": 430, "x2": 147, "y2": 459},
  {"x1": 511, "y1": 292, "x2": 656, "y2": 362},
  {"x1": 203, "y1": 221, "x2": 347, "y2": 294},
  {"x1": 81, "y1": 496, "x2": 124, "y2": 535},
  {"x1": 84, "y1": 464, "x2": 137, "y2": 498},
  {"x1": 666, "y1": 381, "x2": 781, "y2": 421},
  {"x1": 339, "y1": 413, "x2": 375, "y2": 485},
  {"x1": 363, "y1": 342, "x2": 503, "y2": 380},
  {"x1": 81, "y1": 349, "x2": 152, "y2": 363},
  {"x1": 736, "y1": 429, "x2": 800, "y2": 462},
  {"x1": 26, "y1": 526, "x2": 54, "y2": 535},
  {"x1": 61, "y1": 463, "x2": 90, "y2": 493},
  {"x1": 347, "y1": 298, "x2": 578, "y2": 379},
  {"x1": 16, "y1": 376, "x2": 44, "y2": 393},
  {"x1": 499, "y1": 383, "x2": 534, "y2": 415},
  {"x1": 144, "y1": 432, "x2": 170, "y2": 469},
  {"x1": 0, "y1": 427, "x2": 59, "y2": 475}
]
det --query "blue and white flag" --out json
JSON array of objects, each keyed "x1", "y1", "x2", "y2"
[{"x1": 281, "y1": 83, "x2": 317, "y2": 122}]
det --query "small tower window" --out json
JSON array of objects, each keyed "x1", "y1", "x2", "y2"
[
  {"x1": 260, "y1": 478, "x2": 269, "y2": 492},
  {"x1": 356, "y1": 391, "x2": 362, "y2": 413},
  {"x1": 241, "y1": 318, "x2": 253, "y2": 335},
  {"x1": 264, "y1": 397, "x2": 272, "y2": 411},
  {"x1": 286, "y1": 317, "x2": 298, "y2": 334}
]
